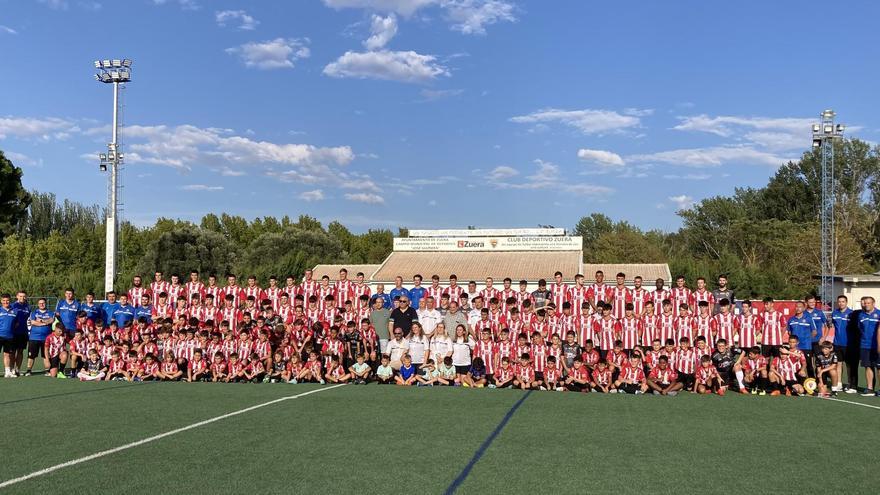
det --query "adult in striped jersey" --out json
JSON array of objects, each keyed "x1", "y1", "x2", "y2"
[
  {"x1": 352, "y1": 273, "x2": 372, "y2": 311},
  {"x1": 761, "y1": 297, "x2": 788, "y2": 357},
  {"x1": 670, "y1": 276, "x2": 691, "y2": 317},
  {"x1": 610, "y1": 272, "x2": 632, "y2": 319},
  {"x1": 443, "y1": 274, "x2": 463, "y2": 304},
  {"x1": 569, "y1": 275, "x2": 589, "y2": 317},
  {"x1": 738, "y1": 300, "x2": 763, "y2": 350},
  {"x1": 203, "y1": 275, "x2": 222, "y2": 308},
  {"x1": 301, "y1": 269, "x2": 318, "y2": 302},
  {"x1": 480, "y1": 277, "x2": 500, "y2": 307},
  {"x1": 550, "y1": 272, "x2": 570, "y2": 311},
  {"x1": 334, "y1": 269, "x2": 353, "y2": 308},
  {"x1": 619, "y1": 304, "x2": 641, "y2": 350},
  {"x1": 425, "y1": 275, "x2": 444, "y2": 310},
  {"x1": 282, "y1": 276, "x2": 300, "y2": 305},
  {"x1": 689, "y1": 277, "x2": 715, "y2": 313},
  {"x1": 630, "y1": 276, "x2": 650, "y2": 316},
  {"x1": 166, "y1": 274, "x2": 185, "y2": 307},
  {"x1": 221, "y1": 274, "x2": 245, "y2": 309},
  {"x1": 651, "y1": 278, "x2": 671, "y2": 316},
  {"x1": 499, "y1": 278, "x2": 517, "y2": 313},
  {"x1": 586, "y1": 270, "x2": 612, "y2": 311},
  {"x1": 692, "y1": 301, "x2": 714, "y2": 348},
  {"x1": 516, "y1": 280, "x2": 534, "y2": 312},
  {"x1": 128, "y1": 275, "x2": 148, "y2": 308},
  {"x1": 710, "y1": 299, "x2": 739, "y2": 345},
  {"x1": 244, "y1": 275, "x2": 266, "y2": 306},
  {"x1": 640, "y1": 301, "x2": 658, "y2": 345},
  {"x1": 657, "y1": 300, "x2": 677, "y2": 346},
  {"x1": 186, "y1": 271, "x2": 205, "y2": 306},
  {"x1": 150, "y1": 271, "x2": 169, "y2": 307}
]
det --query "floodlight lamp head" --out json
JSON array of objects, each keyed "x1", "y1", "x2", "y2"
[
  {"x1": 812, "y1": 139, "x2": 822, "y2": 149},
  {"x1": 812, "y1": 124, "x2": 820, "y2": 133}
]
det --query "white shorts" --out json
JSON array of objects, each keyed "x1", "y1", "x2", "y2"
[{"x1": 379, "y1": 339, "x2": 389, "y2": 354}]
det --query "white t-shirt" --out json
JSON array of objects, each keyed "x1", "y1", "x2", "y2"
[
  {"x1": 386, "y1": 337, "x2": 410, "y2": 369},
  {"x1": 430, "y1": 336, "x2": 452, "y2": 362},
  {"x1": 408, "y1": 335, "x2": 429, "y2": 364},
  {"x1": 451, "y1": 337, "x2": 475, "y2": 366},
  {"x1": 417, "y1": 309, "x2": 443, "y2": 336}
]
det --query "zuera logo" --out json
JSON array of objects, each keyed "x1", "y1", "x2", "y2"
[
  {"x1": 457, "y1": 240, "x2": 485, "y2": 248},
  {"x1": 490, "y1": 239, "x2": 498, "y2": 248}
]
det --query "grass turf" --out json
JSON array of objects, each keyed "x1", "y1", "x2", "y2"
[{"x1": 0, "y1": 378, "x2": 877, "y2": 494}]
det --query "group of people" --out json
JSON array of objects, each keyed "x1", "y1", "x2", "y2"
[{"x1": 0, "y1": 269, "x2": 878, "y2": 397}]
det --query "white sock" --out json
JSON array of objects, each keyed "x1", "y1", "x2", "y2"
[
  {"x1": 736, "y1": 370, "x2": 745, "y2": 389},
  {"x1": 4, "y1": 367, "x2": 9, "y2": 374}
]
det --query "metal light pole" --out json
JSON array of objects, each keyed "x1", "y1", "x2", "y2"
[
  {"x1": 95, "y1": 59, "x2": 132, "y2": 294},
  {"x1": 811, "y1": 109, "x2": 844, "y2": 314}
]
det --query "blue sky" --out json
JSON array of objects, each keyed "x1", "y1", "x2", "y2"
[{"x1": 1, "y1": 0, "x2": 878, "y2": 232}]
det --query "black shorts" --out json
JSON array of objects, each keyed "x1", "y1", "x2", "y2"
[
  {"x1": 860, "y1": 348, "x2": 879, "y2": 368},
  {"x1": 27, "y1": 340, "x2": 46, "y2": 359},
  {"x1": 49, "y1": 356, "x2": 61, "y2": 370},
  {"x1": 566, "y1": 382, "x2": 588, "y2": 392},
  {"x1": 0, "y1": 337, "x2": 12, "y2": 354},
  {"x1": 784, "y1": 379, "x2": 800, "y2": 389},
  {"x1": 12, "y1": 334, "x2": 27, "y2": 350},
  {"x1": 833, "y1": 345, "x2": 847, "y2": 362},
  {"x1": 678, "y1": 373, "x2": 695, "y2": 388},
  {"x1": 455, "y1": 365, "x2": 470, "y2": 374},
  {"x1": 762, "y1": 345, "x2": 780, "y2": 358}
]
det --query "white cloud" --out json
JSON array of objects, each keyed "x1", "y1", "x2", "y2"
[
  {"x1": 629, "y1": 145, "x2": 788, "y2": 168},
  {"x1": 510, "y1": 108, "x2": 644, "y2": 135},
  {"x1": 323, "y1": 50, "x2": 449, "y2": 83},
  {"x1": 39, "y1": 0, "x2": 68, "y2": 9},
  {"x1": 364, "y1": 14, "x2": 398, "y2": 50},
  {"x1": 217, "y1": 166, "x2": 246, "y2": 177},
  {"x1": 427, "y1": 199, "x2": 437, "y2": 206},
  {"x1": 215, "y1": 10, "x2": 259, "y2": 30},
  {"x1": 577, "y1": 148, "x2": 625, "y2": 167},
  {"x1": 662, "y1": 173, "x2": 711, "y2": 181},
  {"x1": 418, "y1": 88, "x2": 464, "y2": 101},
  {"x1": 345, "y1": 192, "x2": 385, "y2": 204},
  {"x1": 487, "y1": 165, "x2": 518, "y2": 181},
  {"x1": 0, "y1": 25, "x2": 17, "y2": 34},
  {"x1": 672, "y1": 114, "x2": 823, "y2": 152},
  {"x1": 323, "y1": 0, "x2": 437, "y2": 16},
  {"x1": 669, "y1": 194, "x2": 694, "y2": 210},
  {"x1": 226, "y1": 38, "x2": 310, "y2": 70},
  {"x1": 488, "y1": 159, "x2": 614, "y2": 198},
  {"x1": 0, "y1": 116, "x2": 78, "y2": 140},
  {"x1": 152, "y1": 0, "x2": 199, "y2": 10},
  {"x1": 181, "y1": 184, "x2": 224, "y2": 192},
  {"x1": 442, "y1": 0, "x2": 516, "y2": 35},
  {"x1": 299, "y1": 189, "x2": 325, "y2": 202},
  {"x1": 623, "y1": 108, "x2": 654, "y2": 117},
  {"x1": 4, "y1": 151, "x2": 37, "y2": 167}
]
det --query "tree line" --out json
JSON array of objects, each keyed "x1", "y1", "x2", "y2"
[{"x1": 1, "y1": 139, "x2": 878, "y2": 299}]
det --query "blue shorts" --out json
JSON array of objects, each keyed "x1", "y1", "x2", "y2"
[{"x1": 859, "y1": 348, "x2": 878, "y2": 368}]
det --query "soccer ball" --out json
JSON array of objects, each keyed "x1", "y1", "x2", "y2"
[{"x1": 803, "y1": 378, "x2": 817, "y2": 395}]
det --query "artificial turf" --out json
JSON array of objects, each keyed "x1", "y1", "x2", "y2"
[{"x1": 0, "y1": 378, "x2": 877, "y2": 494}]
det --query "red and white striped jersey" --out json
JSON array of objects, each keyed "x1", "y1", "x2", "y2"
[
  {"x1": 593, "y1": 317, "x2": 620, "y2": 351},
  {"x1": 652, "y1": 289, "x2": 671, "y2": 315},
  {"x1": 210, "y1": 360, "x2": 226, "y2": 377},
  {"x1": 167, "y1": 284, "x2": 185, "y2": 306},
  {"x1": 670, "y1": 287, "x2": 692, "y2": 316},
  {"x1": 675, "y1": 316, "x2": 694, "y2": 344},
  {"x1": 172, "y1": 304, "x2": 189, "y2": 322},
  {"x1": 742, "y1": 355, "x2": 767, "y2": 374},
  {"x1": 300, "y1": 279, "x2": 318, "y2": 300},
  {"x1": 515, "y1": 363, "x2": 535, "y2": 383},
  {"x1": 711, "y1": 312, "x2": 739, "y2": 345},
  {"x1": 499, "y1": 289, "x2": 517, "y2": 311},
  {"x1": 316, "y1": 285, "x2": 336, "y2": 308},
  {"x1": 176, "y1": 339, "x2": 197, "y2": 361},
  {"x1": 188, "y1": 358, "x2": 208, "y2": 375},
  {"x1": 592, "y1": 368, "x2": 612, "y2": 387},
  {"x1": 185, "y1": 281, "x2": 205, "y2": 304},
  {"x1": 606, "y1": 350, "x2": 627, "y2": 369},
  {"x1": 203, "y1": 285, "x2": 222, "y2": 307},
  {"x1": 516, "y1": 291, "x2": 535, "y2": 311},
  {"x1": 305, "y1": 307, "x2": 321, "y2": 326},
  {"x1": 762, "y1": 311, "x2": 787, "y2": 346},
  {"x1": 150, "y1": 281, "x2": 169, "y2": 306},
  {"x1": 281, "y1": 284, "x2": 301, "y2": 301},
  {"x1": 253, "y1": 340, "x2": 272, "y2": 360},
  {"x1": 674, "y1": 347, "x2": 696, "y2": 374},
  {"x1": 244, "y1": 285, "x2": 266, "y2": 304},
  {"x1": 630, "y1": 288, "x2": 650, "y2": 316},
  {"x1": 610, "y1": 286, "x2": 632, "y2": 319},
  {"x1": 496, "y1": 365, "x2": 514, "y2": 383},
  {"x1": 738, "y1": 313, "x2": 763, "y2": 348},
  {"x1": 620, "y1": 363, "x2": 645, "y2": 383},
  {"x1": 128, "y1": 286, "x2": 148, "y2": 307},
  {"x1": 334, "y1": 280, "x2": 353, "y2": 306},
  {"x1": 531, "y1": 343, "x2": 548, "y2": 372},
  {"x1": 278, "y1": 304, "x2": 296, "y2": 324},
  {"x1": 648, "y1": 366, "x2": 678, "y2": 385},
  {"x1": 474, "y1": 339, "x2": 496, "y2": 374},
  {"x1": 641, "y1": 314, "x2": 659, "y2": 346},
  {"x1": 107, "y1": 358, "x2": 125, "y2": 374},
  {"x1": 548, "y1": 344, "x2": 564, "y2": 366},
  {"x1": 99, "y1": 344, "x2": 114, "y2": 364},
  {"x1": 236, "y1": 339, "x2": 253, "y2": 362},
  {"x1": 351, "y1": 284, "x2": 371, "y2": 309},
  {"x1": 696, "y1": 364, "x2": 718, "y2": 385},
  {"x1": 579, "y1": 314, "x2": 597, "y2": 346},
  {"x1": 544, "y1": 364, "x2": 561, "y2": 384},
  {"x1": 221, "y1": 308, "x2": 241, "y2": 333},
  {"x1": 693, "y1": 345, "x2": 712, "y2": 361},
  {"x1": 152, "y1": 303, "x2": 173, "y2": 320},
  {"x1": 321, "y1": 339, "x2": 345, "y2": 368},
  {"x1": 619, "y1": 317, "x2": 641, "y2": 349},
  {"x1": 550, "y1": 283, "x2": 570, "y2": 309},
  {"x1": 689, "y1": 289, "x2": 715, "y2": 312},
  {"x1": 425, "y1": 285, "x2": 444, "y2": 306},
  {"x1": 773, "y1": 356, "x2": 801, "y2": 381},
  {"x1": 496, "y1": 340, "x2": 515, "y2": 363},
  {"x1": 142, "y1": 361, "x2": 159, "y2": 376},
  {"x1": 45, "y1": 334, "x2": 67, "y2": 357},
  {"x1": 581, "y1": 348, "x2": 600, "y2": 367},
  {"x1": 443, "y1": 285, "x2": 463, "y2": 304},
  {"x1": 227, "y1": 360, "x2": 246, "y2": 377},
  {"x1": 693, "y1": 314, "x2": 713, "y2": 348},
  {"x1": 569, "y1": 365, "x2": 590, "y2": 382},
  {"x1": 568, "y1": 285, "x2": 590, "y2": 316},
  {"x1": 161, "y1": 362, "x2": 178, "y2": 375},
  {"x1": 221, "y1": 285, "x2": 245, "y2": 308},
  {"x1": 587, "y1": 284, "x2": 612, "y2": 308},
  {"x1": 480, "y1": 287, "x2": 500, "y2": 305}
]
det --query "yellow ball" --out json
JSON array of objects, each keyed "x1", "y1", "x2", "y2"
[{"x1": 803, "y1": 378, "x2": 817, "y2": 395}]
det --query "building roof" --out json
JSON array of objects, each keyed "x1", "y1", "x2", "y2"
[
  {"x1": 581, "y1": 264, "x2": 672, "y2": 283},
  {"x1": 311, "y1": 264, "x2": 381, "y2": 280},
  {"x1": 371, "y1": 251, "x2": 583, "y2": 283},
  {"x1": 835, "y1": 271, "x2": 880, "y2": 283}
]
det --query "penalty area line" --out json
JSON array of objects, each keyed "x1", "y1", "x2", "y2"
[
  {"x1": 0, "y1": 384, "x2": 347, "y2": 489},
  {"x1": 810, "y1": 394, "x2": 880, "y2": 411}
]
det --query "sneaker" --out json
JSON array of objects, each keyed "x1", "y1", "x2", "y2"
[
  {"x1": 288, "y1": 379, "x2": 298, "y2": 384},
  {"x1": 635, "y1": 390, "x2": 643, "y2": 395},
  {"x1": 875, "y1": 391, "x2": 880, "y2": 397},
  {"x1": 667, "y1": 391, "x2": 678, "y2": 397},
  {"x1": 487, "y1": 384, "x2": 496, "y2": 389},
  {"x1": 717, "y1": 388, "x2": 726, "y2": 396},
  {"x1": 860, "y1": 390, "x2": 875, "y2": 397},
  {"x1": 759, "y1": 390, "x2": 766, "y2": 396},
  {"x1": 555, "y1": 387, "x2": 564, "y2": 392},
  {"x1": 56, "y1": 373, "x2": 68, "y2": 380},
  {"x1": 609, "y1": 389, "x2": 617, "y2": 394},
  {"x1": 831, "y1": 385, "x2": 842, "y2": 393},
  {"x1": 844, "y1": 387, "x2": 857, "y2": 394},
  {"x1": 24, "y1": 370, "x2": 32, "y2": 377},
  {"x1": 462, "y1": 382, "x2": 470, "y2": 388},
  {"x1": 319, "y1": 379, "x2": 325, "y2": 385},
  {"x1": 539, "y1": 386, "x2": 547, "y2": 391},
  {"x1": 751, "y1": 388, "x2": 758, "y2": 395}
]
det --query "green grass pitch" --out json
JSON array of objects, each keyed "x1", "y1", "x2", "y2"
[{"x1": 0, "y1": 378, "x2": 877, "y2": 494}]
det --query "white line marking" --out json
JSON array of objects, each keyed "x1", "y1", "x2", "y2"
[
  {"x1": 811, "y1": 395, "x2": 880, "y2": 411},
  {"x1": 0, "y1": 384, "x2": 346, "y2": 489}
]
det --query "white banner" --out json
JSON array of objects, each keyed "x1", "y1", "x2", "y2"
[
  {"x1": 394, "y1": 236, "x2": 582, "y2": 252},
  {"x1": 408, "y1": 228, "x2": 565, "y2": 237}
]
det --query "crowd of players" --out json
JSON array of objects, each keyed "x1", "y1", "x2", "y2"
[{"x1": 0, "y1": 269, "x2": 878, "y2": 397}]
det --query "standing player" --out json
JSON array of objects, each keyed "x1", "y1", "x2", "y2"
[
  {"x1": 128, "y1": 275, "x2": 149, "y2": 308},
  {"x1": 738, "y1": 300, "x2": 762, "y2": 351},
  {"x1": 652, "y1": 278, "x2": 671, "y2": 316},
  {"x1": 856, "y1": 296, "x2": 879, "y2": 396},
  {"x1": 689, "y1": 277, "x2": 715, "y2": 313},
  {"x1": 761, "y1": 297, "x2": 788, "y2": 357},
  {"x1": 830, "y1": 295, "x2": 857, "y2": 393},
  {"x1": 610, "y1": 273, "x2": 631, "y2": 320},
  {"x1": 670, "y1": 276, "x2": 692, "y2": 317},
  {"x1": 587, "y1": 271, "x2": 612, "y2": 312},
  {"x1": 186, "y1": 271, "x2": 205, "y2": 305},
  {"x1": 150, "y1": 271, "x2": 169, "y2": 307},
  {"x1": 712, "y1": 275, "x2": 734, "y2": 315}
]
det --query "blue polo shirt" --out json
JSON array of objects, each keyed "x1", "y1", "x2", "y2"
[
  {"x1": 858, "y1": 309, "x2": 880, "y2": 350},
  {"x1": 28, "y1": 308, "x2": 54, "y2": 341},
  {"x1": 804, "y1": 308, "x2": 827, "y2": 343},
  {"x1": 0, "y1": 306, "x2": 16, "y2": 339},
  {"x1": 11, "y1": 301, "x2": 30, "y2": 336},
  {"x1": 101, "y1": 301, "x2": 121, "y2": 325},
  {"x1": 370, "y1": 293, "x2": 391, "y2": 310},
  {"x1": 389, "y1": 287, "x2": 410, "y2": 305},
  {"x1": 831, "y1": 307, "x2": 853, "y2": 347},
  {"x1": 408, "y1": 287, "x2": 426, "y2": 309},
  {"x1": 55, "y1": 299, "x2": 80, "y2": 330},
  {"x1": 114, "y1": 304, "x2": 135, "y2": 328},
  {"x1": 787, "y1": 314, "x2": 816, "y2": 351},
  {"x1": 135, "y1": 304, "x2": 154, "y2": 325},
  {"x1": 80, "y1": 302, "x2": 100, "y2": 322}
]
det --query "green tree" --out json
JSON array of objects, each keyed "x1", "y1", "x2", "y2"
[
  {"x1": 137, "y1": 225, "x2": 236, "y2": 280},
  {"x1": 0, "y1": 151, "x2": 32, "y2": 242}
]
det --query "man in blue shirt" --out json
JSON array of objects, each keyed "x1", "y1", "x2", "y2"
[
  {"x1": 388, "y1": 276, "x2": 410, "y2": 308},
  {"x1": 830, "y1": 295, "x2": 858, "y2": 392},
  {"x1": 55, "y1": 288, "x2": 80, "y2": 333},
  {"x1": 370, "y1": 284, "x2": 391, "y2": 310},
  {"x1": 26, "y1": 297, "x2": 54, "y2": 376},
  {"x1": 408, "y1": 274, "x2": 427, "y2": 310},
  {"x1": 113, "y1": 293, "x2": 135, "y2": 329},
  {"x1": 804, "y1": 295, "x2": 827, "y2": 346},
  {"x1": 134, "y1": 294, "x2": 154, "y2": 325},
  {"x1": 0, "y1": 293, "x2": 18, "y2": 378},
  {"x1": 856, "y1": 296, "x2": 880, "y2": 396},
  {"x1": 10, "y1": 291, "x2": 31, "y2": 376},
  {"x1": 101, "y1": 291, "x2": 121, "y2": 327},
  {"x1": 80, "y1": 292, "x2": 100, "y2": 323},
  {"x1": 787, "y1": 301, "x2": 817, "y2": 376}
]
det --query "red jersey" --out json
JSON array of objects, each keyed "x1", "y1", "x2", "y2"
[
  {"x1": 772, "y1": 356, "x2": 801, "y2": 381},
  {"x1": 443, "y1": 285, "x2": 463, "y2": 304},
  {"x1": 689, "y1": 289, "x2": 715, "y2": 312},
  {"x1": 620, "y1": 363, "x2": 645, "y2": 383},
  {"x1": 152, "y1": 303, "x2": 173, "y2": 320},
  {"x1": 495, "y1": 365, "x2": 514, "y2": 383},
  {"x1": 244, "y1": 285, "x2": 266, "y2": 305},
  {"x1": 549, "y1": 283, "x2": 570, "y2": 310},
  {"x1": 738, "y1": 313, "x2": 763, "y2": 348},
  {"x1": 161, "y1": 361, "x2": 179, "y2": 375},
  {"x1": 425, "y1": 285, "x2": 444, "y2": 307},
  {"x1": 674, "y1": 347, "x2": 696, "y2": 374},
  {"x1": 641, "y1": 314, "x2": 659, "y2": 346},
  {"x1": 150, "y1": 281, "x2": 169, "y2": 306},
  {"x1": 652, "y1": 289, "x2": 671, "y2": 315},
  {"x1": 221, "y1": 307, "x2": 242, "y2": 333},
  {"x1": 210, "y1": 360, "x2": 227, "y2": 377},
  {"x1": 107, "y1": 358, "x2": 125, "y2": 374},
  {"x1": 762, "y1": 311, "x2": 787, "y2": 346},
  {"x1": 581, "y1": 348, "x2": 600, "y2": 367},
  {"x1": 587, "y1": 283, "x2": 612, "y2": 308},
  {"x1": 711, "y1": 312, "x2": 739, "y2": 345},
  {"x1": 648, "y1": 366, "x2": 678, "y2": 385},
  {"x1": 188, "y1": 358, "x2": 208, "y2": 375},
  {"x1": 742, "y1": 355, "x2": 767, "y2": 374},
  {"x1": 531, "y1": 343, "x2": 548, "y2": 372},
  {"x1": 675, "y1": 316, "x2": 694, "y2": 344},
  {"x1": 203, "y1": 285, "x2": 222, "y2": 307},
  {"x1": 141, "y1": 361, "x2": 157, "y2": 375},
  {"x1": 265, "y1": 286, "x2": 282, "y2": 310},
  {"x1": 351, "y1": 284, "x2": 371, "y2": 309},
  {"x1": 605, "y1": 349, "x2": 627, "y2": 369},
  {"x1": 693, "y1": 314, "x2": 713, "y2": 348},
  {"x1": 45, "y1": 334, "x2": 67, "y2": 357},
  {"x1": 591, "y1": 367, "x2": 612, "y2": 387},
  {"x1": 658, "y1": 313, "x2": 676, "y2": 344},
  {"x1": 670, "y1": 286, "x2": 692, "y2": 316},
  {"x1": 474, "y1": 339, "x2": 496, "y2": 374},
  {"x1": 515, "y1": 363, "x2": 535, "y2": 383},
  {"x1": 544, "y1": 364, "x2": 561, "y2": 384},
  {"x1": 593, "y1": 317, "x2": 620, "y2": 351},
  {"x1": 334, "y1": 280, "x2": 353, "y2": 307},
  {"x1": 227, "y1": 360, "x2": 246, "y2": 377},
  {"x1": 568, "y1": 285, "x2": 589, "y2": 316},
  {"x1": 610, "y1": 286, "x2": 632, "y2": 319},
  {"x1": 128, "y1": 286, "x2": 149, "y2": 307},
  {"x1": 221, "y1": 285, "x2": 245, "y2": 308},
  {"x1": 695, "y1": 364, "x2": 718, "y2": 385},
  {"x1": 166, "y1": 284, "x2": 185, "y2": 306},
  {"x1": 630, "y1": 288, "x2": 650, "y2": 316},
  {"x1": 569, "y1": 365, "x2": 590, "y2": 382},
  {"x1": 619, "y1": 317, "x2": 641, "y2": 349},
  {"x1": 185, "y1": 281, "x2": 205, "y2": 304},
  {"x1": 300, "y1": 278, "x2": 318, "y2": 300}
]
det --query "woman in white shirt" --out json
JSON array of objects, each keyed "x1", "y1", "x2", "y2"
[
  {"x1": 451, "y1": 324, "x2": 476, "y2": 375},
  {"x1": 429, "y1": 323, "x2": 453, "y2": 366},
  {"x1": 407, "y1": 322, "x2": 430, "y2": 370}
]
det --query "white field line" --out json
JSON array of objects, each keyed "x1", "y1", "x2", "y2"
[
  {"x1": 0, "y1": 384, "x2": 346, "y2": 489},
  {"x1": 810, "y1": 394, "x2": 880, "y2": 411}
]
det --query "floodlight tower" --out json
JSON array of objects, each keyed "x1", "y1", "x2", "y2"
[
  {"x1": 94, "y1": 59, "x2": 132, "y2": 294},
  {"x1": 811, "y1": 109, "x2": 844, "y2": 314}
]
